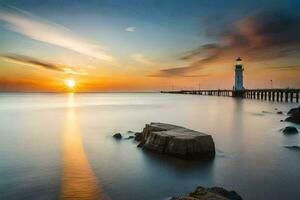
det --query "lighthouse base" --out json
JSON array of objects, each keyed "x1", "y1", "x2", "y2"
[{"x1": 232, "y1": 90, "x2": 245, "y2": 98}]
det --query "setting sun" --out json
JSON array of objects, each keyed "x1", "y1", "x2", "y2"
[{"x1": 65, "y1": 79, "x2": 76, "y2": 89}]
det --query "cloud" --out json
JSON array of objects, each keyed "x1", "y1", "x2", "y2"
[
  {"x1": 1, "y1": 53, "x2": 87, "y2": 75},
  {"x1": 0, "y1": 7, "x2": 115, "y2": 62},
  {"x1": 158, "y1": 11, "x2": 300, "y2": 76},
  {"x1": 126, "y1": 26, "x2": 136, "y2": 32},
  {"x1": 149, "y1": 72, "x2": 209, "y2": 78},
  {"x1": 131, "y1": 53, "x2": 160, "y2": 67},
  {"x1": 266, "y1": 65, "x2": 300, "y2": 71}
]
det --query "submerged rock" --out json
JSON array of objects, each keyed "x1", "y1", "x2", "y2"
[
  {"x1": 113, "y1": 133, "x2": 122, "y2": 139},
  {"x1": 127, "y1": 130, "x2": 134, "y2": 133},
  {"x1": 285, "y1": 107, "x2": 300, "y2": 124},
  {"x1": 284, "y1": 145, "x2": 300, "y2": 150},
  {"x1": 136, "y1": 122, "x2": 215, "y2": 159},
  {"x1": 171, "y1": 186, "x2": 242, "y2": 200},
  {"x1": 282, "y1": 126, "x2": 298, "y2": 134},
  {"x1": 125, "y1": 136, "x2": 134, "y2": 140}
]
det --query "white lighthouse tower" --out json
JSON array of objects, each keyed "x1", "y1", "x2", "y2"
[{"x1": 234, "y1": 57, "x2": 244, "y2": 91}]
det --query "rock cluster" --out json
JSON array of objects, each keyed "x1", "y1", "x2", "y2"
[
  {"x1": 282, "y1": 126, "x2": 298, "y2": 134},
  {"x1": 285, "y1": 106, "x2": 300, "y2": 124},
  {"x1": 136, "y1": 122, "x2": 215, "y2": 159},
  {"x1": 171, "y1": 186, "x2": 242, "y2": 200}
]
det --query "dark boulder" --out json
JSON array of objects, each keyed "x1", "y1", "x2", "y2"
[
  {"x1": 113, "y1": 133, "x2": 122, "y2": 139},
  {"x1": 285, "y1": 115, "x2": 300, "y2": 124},
  {"x1": 285, "y1": 107, "x2": 300, "y2": 124},
  {"x1": 134, "y1": 132, "x2": 143, "y2": 141},
  {"x1": 282, "y1": 126, "x2": 298, "y2": 134},
  {"x1": 287, "y1": 106, "x2": 300, "y2": 116},
  {"x1": 284, "y1": 145, "x2": 300, "y2": 150},
  {"x1": 172, "y1": 186, "x2": 242, "y2": 200},
  {"x1": 277, "y1": 111, "x2": 283, "y2": 114}
]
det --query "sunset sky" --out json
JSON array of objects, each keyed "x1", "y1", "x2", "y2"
[{"x1": 0, "y1": 0, "x2": 300, "y2": 92}]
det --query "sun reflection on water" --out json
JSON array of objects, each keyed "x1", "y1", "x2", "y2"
[{"x1": 60, "y1": 93, "x2": 106, "y2": 200}]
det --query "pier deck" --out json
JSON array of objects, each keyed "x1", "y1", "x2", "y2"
[{"x1": 161, "y1": 89, "x2": 300, "y2": 103}]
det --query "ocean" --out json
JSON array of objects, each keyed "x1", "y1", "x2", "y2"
[{"x1": 0, "y1": 93, "x2": 299, "y2": 200}]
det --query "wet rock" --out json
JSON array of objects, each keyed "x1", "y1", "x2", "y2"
[
  {"x1": 125, "y1": 136, "x2": 134, "y2": 140},
  {"x1": 171, "y1": 186, "x2": 242, "y2": 200},
  {"x1": 113, "y1": 133, "x2": 122, "y2": 139},
  {"x1": 284, "y1": 145, "x2": 300, "y2": 150},
  {"x1": 277, "y1": 111, "x2": 283, "y2": 114},
  {"x1": 285, "y1": 115, "x2": 300, "y2": 124},
  {"x1": 134, "y1": 132, "x2": 143, "y2": 141},
  {"x1": 137, "y1": 122, "x2": 215, "y2": 159},
  {"x1": 282, "y1": 126, "x2": 298, "y2": 134},
  {"x1": 287, "y1": 106, "x2": 300, "y2": 116},
  {"x1": 285, "y1": 106, "x2": 300, "y2": 124},
  {"x1": 127, "y1": 130, "x2": 134, "y2": 133}
]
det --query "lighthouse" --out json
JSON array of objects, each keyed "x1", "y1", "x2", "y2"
[{"x1": 234, "y1": 57, "x2": 244, "y2": 91}]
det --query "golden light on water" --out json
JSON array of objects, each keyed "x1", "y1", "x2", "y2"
[{"x1": 61, "y1": 93, "x2": 107, "y2": 200}]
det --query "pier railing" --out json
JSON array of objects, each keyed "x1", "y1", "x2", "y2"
[{"x1": 161, "y1": 89, "x2": 300, "y2": 103}]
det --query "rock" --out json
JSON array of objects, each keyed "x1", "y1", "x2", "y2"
[
  {"x1": 285, "y1": 107, "x2": 300, "y2": 124},
  {"x1": 280, "y1": 120, "x2": 284, "y2": 122},
  {"x1": 284, "y1": 145, "x2": 300, "y2": 150},
  {"x1": 172, "y1": 186, "x2": 242, "y2": 200},
  {"x1": 285, "y1": 115, "x2": 300, "y2": 124},
  {"x1": 113, "y1": 133, "x2": 122, "y2": 139},
  {"x1": 125, "y1": 136, "x2": 134, "y2": 140},
  {"x1": 282, "y1": 126, "x2": 298, "y2": 134},
  {"x1": 287, "y1": 106, "x2": 300, "y2": 116},
  {"x1": 277, "y1": 111, "x2": 283, "y2": 114},
  {"x1": 127, "y1": 130, "x2": 134, "y2": 133},
  {"x1": 137, "y1": 123, "x2": 215, "y2": 159},
  {"x1": 134, "y1": 132, "x2": 143, "y2": 141}
]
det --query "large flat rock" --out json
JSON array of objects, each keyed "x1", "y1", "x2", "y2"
[{"x1": 137, "y1": 123, "x2": 215, "y2": 159}]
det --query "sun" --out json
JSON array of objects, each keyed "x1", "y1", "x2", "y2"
[{"x1": 65, "y1": 79, "x2": 76, "y2": 90}]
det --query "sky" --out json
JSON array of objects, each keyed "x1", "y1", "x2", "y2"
[{"x1": 0, "y1": 0, "x2": 299, "y2": 92}]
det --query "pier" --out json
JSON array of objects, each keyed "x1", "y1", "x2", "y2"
[
  {"x1": 161, "y1": 89, "x2": 300, "y2": 103},
  {"x1": 161, "y1": 58, "x2": 300, "y2": 103}
]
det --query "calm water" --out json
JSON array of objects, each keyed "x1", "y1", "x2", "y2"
[{"x1": 0, "y1": 93, "x2": 300, "y2": 200}]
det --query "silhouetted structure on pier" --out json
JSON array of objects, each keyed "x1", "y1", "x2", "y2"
[{"x1": 161, "y1": 58, "x2": 300, "y2": 103}]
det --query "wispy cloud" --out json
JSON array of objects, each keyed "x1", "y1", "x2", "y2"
[
  {"x1": 126, "y1": 26, "x2": 136, "y2": 32},
  {"x1": 1, "y1": 53, "x2": 87, "y2": 75},
  {"x1": 0, "y1": 7, "x2": 115, "y2": 62},
  {"x1": 266, "y1": 65, "x2": 300, "y2": 71},
  {"x1": 157, "y1": 11, "x2": 300, "y2": 77},
  {"x1": 131, "y1": 53, "x2": 160, "y2": 66}
]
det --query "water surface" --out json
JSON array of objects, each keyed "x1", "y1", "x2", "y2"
[{"x1": 0, "y1": 93, "x2": 299, "y2": 200}]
